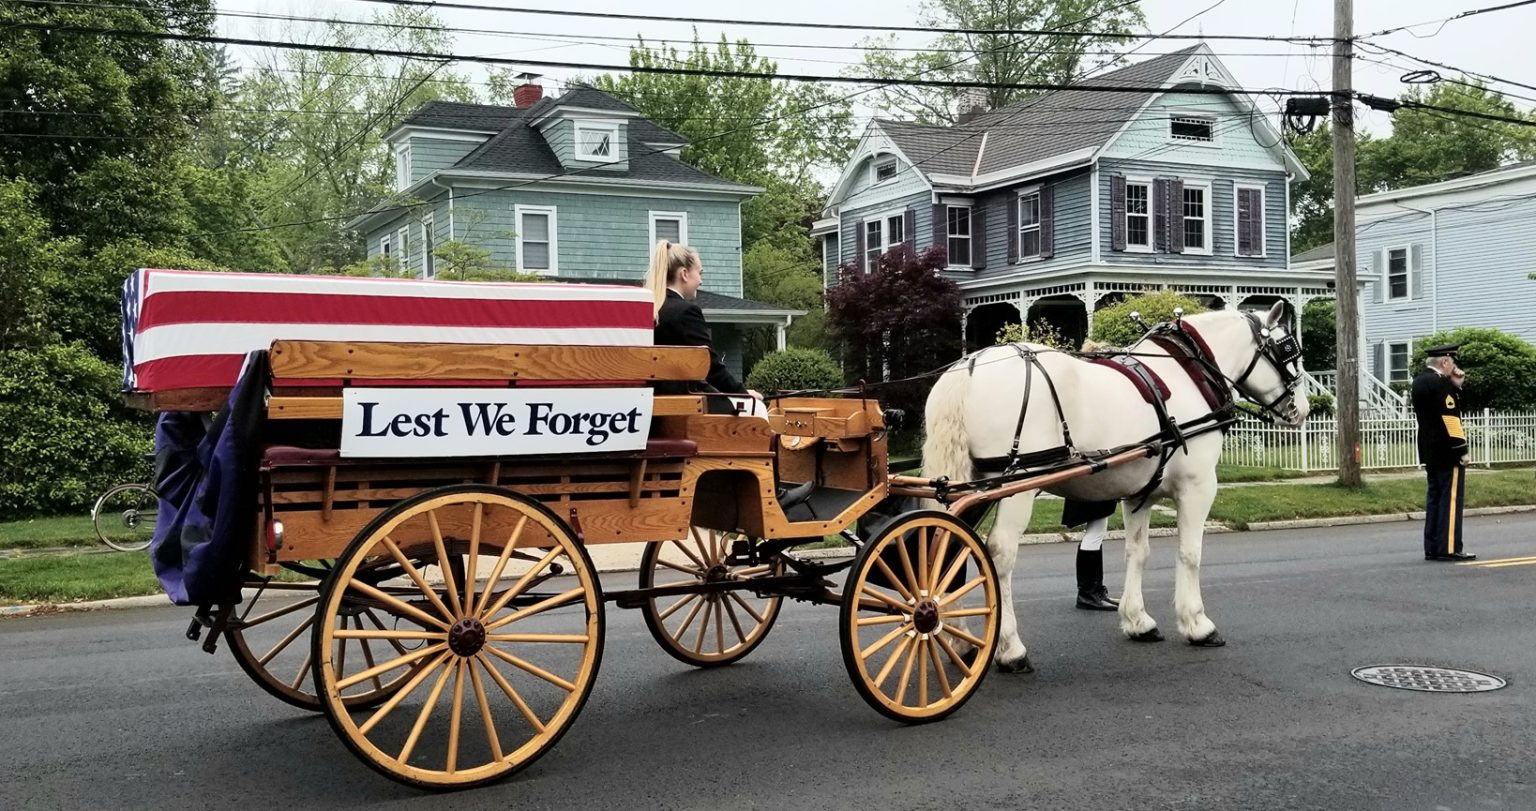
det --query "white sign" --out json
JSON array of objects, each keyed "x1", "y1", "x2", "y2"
[{"x1": 340, "y1": 387, "x2": 654, "y2": 458}]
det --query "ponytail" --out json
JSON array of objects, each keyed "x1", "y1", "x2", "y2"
[{"x1": 643, "y1": 240, "x2": 700, "y2": 319}]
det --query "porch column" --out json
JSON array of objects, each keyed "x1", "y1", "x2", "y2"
[{"x1": 776, "y1": 319, "x2": 788, "y2": 351}]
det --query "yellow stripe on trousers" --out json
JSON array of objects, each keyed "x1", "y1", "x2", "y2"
[{"x1": 1448, "y1": 467, "x2": 1460, "y2": 555}]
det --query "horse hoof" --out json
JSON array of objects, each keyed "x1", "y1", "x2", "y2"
[
  {"x1": 1129, "y1": 628, "x2": 1163, "y2": 643},
  {"x1": 1189, "y1": 630, "x2": 1226, "y2": 647},
  {"x1": 996, "y1": 654, "x2": 1034, "y2": 674}
]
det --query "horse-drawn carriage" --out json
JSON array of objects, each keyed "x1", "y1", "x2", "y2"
[{"x1": 125, "y1": 269, "x2": 1307, "y2": 790}]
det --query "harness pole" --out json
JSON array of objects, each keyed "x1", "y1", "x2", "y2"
[{"x1": 1332, "y1": 0, "x2": 1363, "y2": 488}]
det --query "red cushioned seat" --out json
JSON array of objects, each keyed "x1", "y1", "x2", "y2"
[
  {"x1": 262, "y1": 445, "x2": 342, "y2": 467},
  {"x1": 639, "y1": 438, "x2": 697, "y2": 459}
]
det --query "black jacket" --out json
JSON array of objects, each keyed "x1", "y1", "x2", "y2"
[
  {"x1": 655, "y1": 288, "x2": 743, "y2": 394},
  {"x1": 1411, "y1": 368, "x2": 1468, "y2": 468}
]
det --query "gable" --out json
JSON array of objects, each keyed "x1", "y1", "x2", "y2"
[{"x1": 1097, "y1": 91, "x2": 1286, "y2": 170}]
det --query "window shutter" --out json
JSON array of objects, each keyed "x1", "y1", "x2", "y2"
[
  {"x1": 1410, "y1": 243, "x2": 1424, "y2": 299},
  {"x1": 1372, "y1": 342, "x2": 1385, "y2": 383},
  {"x1": 1169, "y1": 178, "x2": 1185, "y2": 254},
  {"x1": 904, "y1": 207, "x2": 917, "y2": 251},
  {"x1": 971, "y1": 202, "x2": 987, "y2": 269},
  {"x1": 1372, "y1": 249, "x2": 1385, "y2": 304},
  {"x1": 1110, "y1": 175, "x2": 1126, "y2": 251},
  {"x1": 1006, "y1": 195, "x2": 1020, "y2": 263},
  {"x1": 1040, "y1": 185, "x2": 1055, "y2": 259},
  {"x1": 1153, "y1": 179, "x2": 1168, "y2": 253},
  {"x1": 1236, "y1": 186, "x2": 1254, "y2": 256},
  {"x1": 932, "y1": 202, "x2": 946, "y2": 253},
  {"x1": 854, "y1": 221, "x2": 866, "y2": 274}
]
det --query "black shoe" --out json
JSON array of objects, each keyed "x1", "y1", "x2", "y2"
[
  {"x1": 1426, "y1": 552, "x2": 1477, "y2": 562},
  {"x1": 1076, "y1": 589, "x2": 1118, "y2": 611},
  {"x1": 1094, "y1": 585, "x2": 1121, "y2": 607}
]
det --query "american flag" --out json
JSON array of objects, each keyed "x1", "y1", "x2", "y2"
[{"x1": 121, "y1": 269, "x2": 656, "y2": 393}]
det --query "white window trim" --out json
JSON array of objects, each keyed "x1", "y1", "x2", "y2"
[
  {"x1": 1180, "y1": 181, "x2": 1213, "y2": 256},
  {"x1": 1123, "y1": 176, "x2": 1154, "y2": 254},
  {"x1": 396, "y1": 226, "x2": 409, "y2": 268},
  {"x1": 1234, "y1": 182, "x2": 1268, "y2": 258},
  {"x1": 574, "y1": 122, "x2": 620, "y2": 162},
  {"x1": 863, "y1": 207, "x2": 906, "y2": 272},
  {"x1": 379, "y1": 234, "x2": 392, "y2": 259},
  {"x1": 1386, "y1": 339, "x2": 1413, "y2": 384},
  {"x1": 1384, "y1": 244, "x2": 1412, "y2": 302},
  {"x1": 1015, "y1": 187, "x2": 1043, "y2": 263},
  {"x1": 871, "y1": 154, "x2": 899, "y2": 186},
  {"x1": 393, "y1": 146, "x2": 411, "y2": 191},
  {"x1": 514, "y1": 204, "x2": 558, "y2": 275},
  {"x1": 421, "y1": 213, "x2": 435, "y2": 279},
  {"x1": 945, "y1": 203, "x2": 973, "y2": 270},
  {"x1": 1167, "y1": 110, "x2": 1220, "y2": 148},
  {"x1": 648, "y1": 210, "x2": 689, "y2": 248}
]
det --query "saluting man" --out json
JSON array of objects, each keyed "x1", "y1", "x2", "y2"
[{"x1": 1411, "y1": 344, "x2": 1475, "y2": 562}]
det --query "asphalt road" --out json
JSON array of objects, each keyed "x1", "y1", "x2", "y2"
[{"x1": 3, "y1": 515, "x2": 1535, "y2": 811}]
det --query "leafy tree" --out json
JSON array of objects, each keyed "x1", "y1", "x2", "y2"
[
  {"x1": 0, "y1": 179, "x2": 71, "y2": 352},
  {"x1": 1300, "y1": 298, "x2": 1336, "y2": 372},
  {"x1": 745, "y1": 348, "x2": 844, "y2": 394},
  {"x1": 853, "y1": 0, "x2": 1145, "y2": 124},
  {"x1": 1411, "y1": 327, "x2": 1536, "y2": 412},
  {"x1": 1089, "y1": 290, "x2": 1206, "y2": 346},
  {"x1": 826, "y1": 245, "x2": 962, "y2": 423}
]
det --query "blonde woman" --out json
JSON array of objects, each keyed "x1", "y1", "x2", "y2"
[{"x1": 643, "y1": 241, "x2": 755, "y2": 398}]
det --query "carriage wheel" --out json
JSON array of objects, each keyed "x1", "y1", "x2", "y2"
[
  {"x1": 313, "y1": 485, "x2": 604, "y2": 790},
  {"x1": 638, "y1": 528, "x2": 784, "y2": 668},
  {"x1": 838, "y1": 510, "x2": 999, "y2": 724},
  {"x1": 226, "y1": 561, "x2": 426, "y2": 712}
]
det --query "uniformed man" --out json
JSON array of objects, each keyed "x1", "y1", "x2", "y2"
[{"x1": 1411, "y1": 344, "x2": 1475, "y2": 562}]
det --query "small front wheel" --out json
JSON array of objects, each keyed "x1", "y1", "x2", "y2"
[
  {"x1": 638, "y1": 529, "x2": 783, "y2": 668},
  {"x1": 92, "y1": 483, "x2": 157, "y2": 552},
  {"x1": 839, "y1": 510, "x2": 999, "y2": 724}
]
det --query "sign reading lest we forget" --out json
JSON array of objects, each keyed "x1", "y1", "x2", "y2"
[{"x1": 340, "y1": 388, "x2": 653, "y2": 457}]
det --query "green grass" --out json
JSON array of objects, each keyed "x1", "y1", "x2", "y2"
[
  {"x1": 0, "y1": 515, "x2": 100, "y2": 551},
  {"x1": 1207, "y1": 468, "x2": 1536, "y2": 529},
  {"x1": 0, "y1": 551, "x2": 161, "y2": 604},
  {"x1": 1214, "y1": 465, "x2": 1314, "y2": 483}
]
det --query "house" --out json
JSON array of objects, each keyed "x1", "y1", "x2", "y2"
[
  {"x1": 811, "y1": 44, "x2": 1331, "y2": 351},
  {"x1": 350, "y1": 83, "x2": 802, "y2": 376}
]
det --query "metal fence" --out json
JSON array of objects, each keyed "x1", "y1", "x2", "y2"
[{"x1": 1221, "y1": 410, "x2": 1536, "y2": 472}]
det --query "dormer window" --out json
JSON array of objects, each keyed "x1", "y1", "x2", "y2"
[
  {"x1": 575, "y1": 123, "x2": 618, "y2": 161},
  {"x1": 872, "y1": 155, "x2": 898, "y2": 184},
  {"x1": 393, "y1": 145, "x2": 411, "y2": 190},
  {"x1": 1170, "y1": 116, "x2": 1216, "y2": 143}
]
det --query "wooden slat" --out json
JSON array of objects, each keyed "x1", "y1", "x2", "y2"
[
  {"x1": 267, "y1": 394, "x2": 704, "y2": 420},
  {"x1": 124, "y1": 388, "x2": 228, "y2": 413},
  {"x1": 269, "y1": 341, "x2": 709, "y2": 382}
]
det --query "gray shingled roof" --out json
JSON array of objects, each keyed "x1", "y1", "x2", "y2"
[
  {"x1": 398, "y1": 100, "x2": 522, "y2": 132},
  {"x1": 878, "y1": 46, "x2": 1201, "y2": 181},
  {"x1": 1292, "y1": 242, "x2": 1336, "y2": 263}
]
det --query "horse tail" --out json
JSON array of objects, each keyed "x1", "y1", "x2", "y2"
[{"x1": 921, "y1": 364, "x2": 973, "y2": 503}]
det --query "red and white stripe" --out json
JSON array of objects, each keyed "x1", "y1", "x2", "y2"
[{"x1": 123, "y1": 269, "x2": 655, "y2": 392}]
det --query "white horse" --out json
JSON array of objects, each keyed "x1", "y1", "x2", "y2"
[{"x1": 921, "y1": 303, "x2": 1308, "y2": 672}]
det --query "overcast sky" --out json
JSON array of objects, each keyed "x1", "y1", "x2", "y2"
[{"x1": 217, "y1": 0, "x2": 1536, "y2": 138}]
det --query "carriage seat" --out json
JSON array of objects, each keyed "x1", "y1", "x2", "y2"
[{"x1": 258, "y1": 438, "x2": 698, "y2": 469}]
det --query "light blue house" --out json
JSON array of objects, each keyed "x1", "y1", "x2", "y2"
[
  {"x1": 812, "y1": 44, "x2": 1328, "y2": 350},
  {"x1": 351, "y1": 83, "x2": 801, "y2": 375}
]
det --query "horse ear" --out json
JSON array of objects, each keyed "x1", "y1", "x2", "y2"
[{"x1": 1265, "y1": 300, "x2": 1287, "y2": 329}]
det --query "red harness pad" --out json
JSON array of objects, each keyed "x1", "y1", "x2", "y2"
[{"x1": 1087, "y1": 356, "x2": 1171, "y2": 404}]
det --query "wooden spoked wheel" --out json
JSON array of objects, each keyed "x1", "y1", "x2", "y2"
[
  {"x1": 638, "y1": 528, "x2": 784, "y2": 667},
  {"x1": 839, "y1": 510, "x2": 999, "y2": 724},
  {"x1": 227, "y1": 562, "x2": 428, "y2": 712},
  {"x1": 313, "y1": 486, "x2": 604, "y2": 790}
]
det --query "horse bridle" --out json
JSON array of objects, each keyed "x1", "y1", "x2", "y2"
[{"x1": 1230, "y1": 310, "x2": 1304, "y2": 423}]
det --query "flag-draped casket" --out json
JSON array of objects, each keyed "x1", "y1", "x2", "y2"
[{"x1": 121, "y1": 268, "x2": 656, "y2": 394}]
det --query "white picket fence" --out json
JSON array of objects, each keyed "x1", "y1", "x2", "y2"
[{"x1": 1221, "y1": 410, "x2": 1536, "y2": 472}]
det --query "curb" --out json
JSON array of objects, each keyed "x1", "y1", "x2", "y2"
[{"x1": 1244, "y1": 504, "x2": 1536, "y2": 532}]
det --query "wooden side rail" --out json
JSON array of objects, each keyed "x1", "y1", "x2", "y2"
[
  {"x1": 269, "y1": 341, "x2": 710, "y2": 382},
  {"x1": 268, "y1": 394, "x2": 705, "y2": 420}
]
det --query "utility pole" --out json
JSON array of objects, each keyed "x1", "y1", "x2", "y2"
[{"x1": 1332, "y1": 0, "x2": 1362, "y2": 487}]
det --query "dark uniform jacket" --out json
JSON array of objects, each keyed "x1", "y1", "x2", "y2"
[
  {"x1": 1410, "y1": 368, "x2": 1468, "y2": 468},
  {"x1": 655, "y1": 288, "x2": 743, "y2": 394}
]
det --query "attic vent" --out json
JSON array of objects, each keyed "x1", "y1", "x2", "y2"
[{"x1": 1170, "y1": 116, "x2": 1215, "y2": 143}]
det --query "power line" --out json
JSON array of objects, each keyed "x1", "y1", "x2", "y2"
[
  {"x1": 1358, "y1": 42, "x2": 1536, "y2": 97},
  {"x1": 341, "y1": 0, "x2": 1336, "y2": 43},
  {"x1": 1364, "y1": 0, "x2": 1536, "y2": 39}
]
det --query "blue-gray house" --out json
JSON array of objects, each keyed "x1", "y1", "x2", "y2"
[
  {"x1": 812, "y1": 44, "x2": 1328, "y2": 350},
  {"x1": 350, "y1": 83, "x2": 802, "y2": 375}
]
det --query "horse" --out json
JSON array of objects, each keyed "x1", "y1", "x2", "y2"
[{"x1": 921, "y1": 302, "x2": 1308, "y2": 672}]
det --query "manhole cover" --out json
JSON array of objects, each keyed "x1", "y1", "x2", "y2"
[{"x1": 1352, "y1": 665, "x2": 1506, "y2": 693}]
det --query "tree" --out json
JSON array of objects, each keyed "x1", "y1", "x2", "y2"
[
  {"x1": 1089, "y1": 290, "x2": 1206, "y2": 347},
  {"x1": 0, "y1": 179, "x2": 71, "y2": 352},
  {"x1": 1300, "y1": 298, "x2": 1336, "y2": 372},
  {"x1": 853, "y1": 0, "x2": 1145, "y2": 124},
  {"x1": 1410, "y1": 327, "x2": 1536, "y2": 412}
]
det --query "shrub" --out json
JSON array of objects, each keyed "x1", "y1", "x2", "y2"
[
  {"x1": 0, "y1": 343, "x2": 153, "y2": 517},
  {"x1": 1410, "y1": 327, "x2": 1536, "y2": 412},
  {"x1": 1308, "y1": 392, "x2": 1335, "y2": 417},
  {"x1": 1301, "y1": 298, "x2": 1336, "y2": 371},
  {"x1": 995, "y1": 320, "x2": 1074, "y2": 350},
  {"x1": 746, "y1": 348, "x2": 844, "y2": 394},
  {"x1": 1089, "y1": 290, "x2": 1208, "y2": 347}
]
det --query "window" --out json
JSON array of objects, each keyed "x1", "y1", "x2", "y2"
[
  {"x1": 1387, "y1": 341, "x2": 1412, "y2": 384},
  {"x1": 1018, "y1": 192, "x2": 1042, "y2": 259},
  {"x1": 396, "y1": 227, "x2": 409, "y2": 268},
  {"x1": 575, "y1": 123, "x2": 617, "y2": 161},
  {"x1": 379, "y1": 234, "x2": 392, "y2": 258},
  {"x1": 947, "y1": 205, "x2": 971, "y2": 266},
  {"x1": 873, "y1": 156, "x2": 897, "y2": 184},
  {"x1": 515, "y1": 205, "x2": 557, "y2": 274},
  {"x1": 421, "y1": 214, "x2": 436, "y2": 279},
  {"x1": 1235, "y1": 184, "x2": 1267, "y2": 257},
  {"x1": 394, "y1": 146, "x2": 411, "y2": 190},
  {"x1": 1170, "y1": 116, "x2": 1216, "y2": 143},
  {"x1": 1182, "y1": 185, "x2": 1210, "y2": 253},
  {"x1": 863, "y1": 212, "x2": 906, "y2": 273},
  {"x1": 649, "y1": 211, "x2": 687, "y2": 248},
  {"x1": 1386, "y1": 247, "x2": 1410, "y2": 301},
  {"x1": 864, "y1": 221, "x2": 882, "y2": 272},
  {"x1": 1124, "y1": 182, "x2": 1151, "y2": 249}
]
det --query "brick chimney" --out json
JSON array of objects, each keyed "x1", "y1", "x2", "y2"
[
  {"x1": 512, "y1": 72, "x2": 543, "y2": 108},
  {"x1": 957, "y1": 104, "x2": 986, "y2": 125}
]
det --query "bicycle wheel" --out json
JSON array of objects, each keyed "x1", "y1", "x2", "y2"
[{"x1": 92, "y1": 483, "x2": 158, "y2": 552}]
